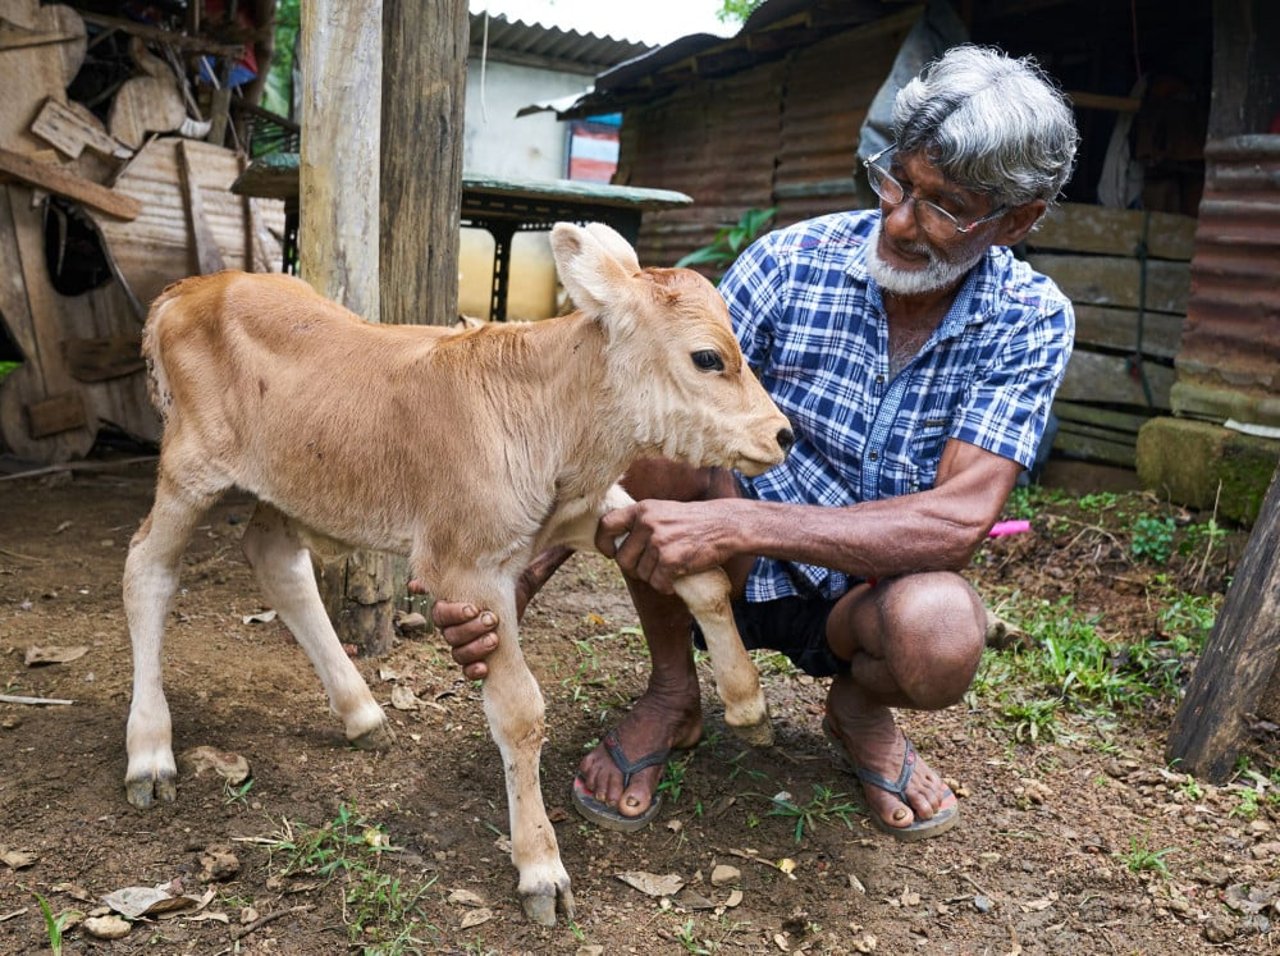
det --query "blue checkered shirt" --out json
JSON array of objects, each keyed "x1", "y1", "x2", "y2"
[{"x1": 720, "y1": 210, "x2": 1074, "y2": 603}]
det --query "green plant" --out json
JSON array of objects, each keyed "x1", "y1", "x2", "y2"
[
  {"x1": 1130, "y1": 514, "x2": 1176, "y2": 564},
  {"x1": 1122, "y1": 837, "x2": 1173, "y2": 878},
  {"x1": 674, "y1": 918, "x2": 713, "y2": 955},
  {"x1": 717, "y1": 0, "x2": 765, "y2": 25},
  {"x1": 0, "y1": 360, "x2": 19, "y2": 385},
  {"x1": 658, "y1": 752, "x2": 695, "y2": 804},
  {"x1": 766, "y1": 784, "x2": 860, "y2": 842},
  {"x1": 1002, "y1": 696, "x2": 1061, "y2": 744},
  {"x1": 223, "y1": 777, "x2": 255, "y2": 806},
  {"x1": 254, "y1": 805, "x2": 436, "y2": 953},
  {"x1": 675, "y1": 207, "x2": 777, "y2": 281},
  {"x1": 1229, "y1": 788, "x2": 1260, "y2": 821},
  {"x1": 34, "y1": 893, "x2": 66, "y2": 956}
]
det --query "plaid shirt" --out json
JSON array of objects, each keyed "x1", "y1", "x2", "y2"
[{"x1": 720, "y1": 210, "x2": 1074, "y2": 603}]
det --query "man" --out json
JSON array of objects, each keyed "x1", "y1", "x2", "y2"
[{"x1": 431, "y1": 45, "x2": 1078, "y2": 840}]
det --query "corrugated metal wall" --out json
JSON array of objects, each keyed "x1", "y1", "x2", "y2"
[
  {"x1": 617, "y1": 16, "x2": 913, "y2": 268},
  {"x1": 1176, "y1": 135, "x2": 1280, "y2": 423}
]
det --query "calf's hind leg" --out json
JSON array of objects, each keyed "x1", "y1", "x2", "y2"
[
  {"x1": 123, "y1": 476, "x2": 215, "y2": 808},
  {"x1": 239, "y1": 504, "x2": 390, "y2": 748}
]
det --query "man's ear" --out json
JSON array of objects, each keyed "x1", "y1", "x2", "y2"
[{"x1": 995, "y1": 199, "x2": 1048, "y2": 247}]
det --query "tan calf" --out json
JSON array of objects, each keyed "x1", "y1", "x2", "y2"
[{"x1": 122, "y1": 222, "x2": 793, "y2": 924}]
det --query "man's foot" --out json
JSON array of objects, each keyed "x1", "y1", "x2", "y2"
[
  {"x1": 575, "y1": 680, "x2": 702, "y2": 826},
  {"x1": 824, "y1": 683, "x2": 957, "y2": 839}
]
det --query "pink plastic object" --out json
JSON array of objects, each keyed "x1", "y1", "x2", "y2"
[{"x1": 988, "y1": 519, "x2": 1031, "y2": 538}]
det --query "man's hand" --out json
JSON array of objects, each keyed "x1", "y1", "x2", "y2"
[
  {"x1": 596, "y1": 499, "x2": 738, "y2": 593},
  {"x1": 411, "y1": 584, "x2": 499, "y2": 680}
]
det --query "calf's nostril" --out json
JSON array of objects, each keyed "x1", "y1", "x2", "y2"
[{"x1": 777, "y1": 427, "x2": 795, "y2": 454}]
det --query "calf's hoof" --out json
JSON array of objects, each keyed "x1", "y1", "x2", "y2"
[
  {"x1": 348, "y1": 719, "x2": 395, "y2": 751},
  {"x1": 520, "y1": 883, "x2": 575, "y2": 927},
  {"x1": 125, "y1": 771, "x2": 177, "y2": 809},
  {"x1": 727, "y1": 715, "x2": 774, "y2": 749}
]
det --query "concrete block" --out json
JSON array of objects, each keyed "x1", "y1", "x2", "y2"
[{"x1": 1136, "y1": 417, "x2": 1280, "y2": 526}]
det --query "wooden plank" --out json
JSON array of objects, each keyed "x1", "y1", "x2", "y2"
[
  {"x1": 1031, "y1": 202, "x2": 1197, "y2": 261},
  {"x1": 1057, "y1": 350, "x2": 1176, "y2": 410},
  {"x1": 29, "y1": 97, "x2": 131, "y2": 160},
  {"x1": 78, "y1": 11, "x2": 242, "y2": 57},
  {"x1": 1066, "y1": 90, "x2": 1142, "y2": 113},
  {"x1": 1167, "y1": 464, "x2": 1280, "y2": 781},
  {"x1": 91, "y1": 139, "x2": 285, "y2": 309},
  {"x1": 1028, "y1": 253, "x2": 1190, "y2": 313},
  {"x1": 62, "y1": 335, "x2": 144, "y2": 382},
  {"x1": 1073, "y1": 304, "x2": 1184, "y2": 360},
  {"x1": 24, "y1": 390, "x2": 85, "y2": 437},
  {"x1": 0, "y1": 0, "x2": 86, "y2": 154},
  {"x1": 177, "y1": 140, "x2": 226, "y2": 274},
  {"x1": 0, "y1": 147, "x2": 140, "y2": 220},
  {"x1": 1053, "y1": 400, "x2": 1151, "y2": 435},
  {"x1": 1051, "y1": 426, "x2": 1137, "y2": 468}
]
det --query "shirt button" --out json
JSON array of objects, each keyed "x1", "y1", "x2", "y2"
[
  {"x1": 875, "y1": 374, "x2": 885, "y2": 385},
  {"x1": 869, "y1": 450, "x2": 879, "y2": 462}
]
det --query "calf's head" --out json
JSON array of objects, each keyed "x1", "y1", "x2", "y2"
[{"x1": 551, "y1": 222, "x2": 793, "y2": 476}]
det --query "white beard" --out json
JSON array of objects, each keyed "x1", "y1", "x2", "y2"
[{"x1": 865, "y1": 220, "x2": 987, "y2": 296}]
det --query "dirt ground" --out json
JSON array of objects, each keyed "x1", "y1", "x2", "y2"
[{"x1": 1, "y1": 457, "x2": 1276, "y2": 955}]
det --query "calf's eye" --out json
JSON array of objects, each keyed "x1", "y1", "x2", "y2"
[{"x1": 691, "y1": 350, "x2": 725, "y2": 372}]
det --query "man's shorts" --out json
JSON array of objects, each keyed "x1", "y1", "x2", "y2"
[{"x1": 691, "y1": 596, "x2": 851, "y2": 678}]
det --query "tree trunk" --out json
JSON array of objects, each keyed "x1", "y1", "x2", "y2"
[
  {"x1": 299, "y1": 0, "x2": 395, "y2": 656},
  {"x1": 1166, "y1": 462, "x2": 1280, "y2": 780}
]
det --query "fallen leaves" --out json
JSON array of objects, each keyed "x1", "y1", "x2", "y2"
[
  {"x1": 23, "y1": 644, "x2": 88, "y2": 666},
  {"x1": 616, "y1": 870, "x2": 684, "y2": 897},
  {"x1": 0, "y1": 847, "x2": 36, "y2": 869},
  {"x1": 180, "y1": 746, "x2": 250, "y2": 785}
]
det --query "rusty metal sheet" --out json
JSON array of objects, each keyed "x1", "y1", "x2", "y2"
[{"x1": 1179, "y1": 136, "x2": 1280, "y2": 410}]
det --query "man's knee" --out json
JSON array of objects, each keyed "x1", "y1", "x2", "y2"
[{"x1": 881, "y1": 573, "x2": 985, "y2": 710}]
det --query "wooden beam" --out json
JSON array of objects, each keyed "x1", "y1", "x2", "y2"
[
  {"x1": 1031, "y1": 203, "x2": 1196, "y2": 261},
  {"x1": 1066, "y1": 90, "x2": 1141, "y2": 113},
  {"x1": 1027, "y1": 253, "x2": 1190, "y2": 314},
  {"x1": 62, "y1": 335, "x2": 144, "y2": 382},
  {"x1": 25, "y1": 391, "x2": 86, "y2": 438},
  {"x1": 78, "y1": 12, "x2": 242, "y2": 57},
  {"x1": 0, "y1": 146, "x2": 140, "y2": 220},
  {"x1": 177, "y1": 140, "x2": 226, "y2": 274},
  {"x1": 1167, "y1": 463, "x2": 1280, "y2": 780}
]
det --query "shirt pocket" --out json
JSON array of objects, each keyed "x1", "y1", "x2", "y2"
[{"x1": 906, "y1": 418, "x2": 950, "y2": 491}]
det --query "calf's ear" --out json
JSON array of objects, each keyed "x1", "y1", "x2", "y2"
[{"x1": 550, "y1": 222, "x2": 639, "y2": 318}]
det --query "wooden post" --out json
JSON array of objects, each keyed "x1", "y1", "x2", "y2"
[
  {"x1": 298, "y1": 0, "x2": 393, "y2": 655},
  {"x1": 380, "y1": 0, "x2": 467, "y2": 327},
  {"x1": 1166, "y1": 462, "x2": 1280, "y2": 780}
]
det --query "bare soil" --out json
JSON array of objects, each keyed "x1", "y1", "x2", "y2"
[{"x1": 1, "y1": 458, "x2": 1276, "y2": 954}]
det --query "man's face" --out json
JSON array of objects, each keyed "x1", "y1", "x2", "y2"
[{"x1": 866, "y1": 150, "x2": 1005, "y2": 297}]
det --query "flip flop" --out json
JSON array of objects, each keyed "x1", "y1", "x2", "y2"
[
  {"x1": 570, "y1": 728, "x2": 669, "y2": 833},
  {"x1": 822, "y1": 717, "x2": 959, "y2": 842}
]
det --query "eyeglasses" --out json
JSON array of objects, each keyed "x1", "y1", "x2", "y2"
[{"x1": 862, "y1": 145, "x2": 1006, "y2": 241}]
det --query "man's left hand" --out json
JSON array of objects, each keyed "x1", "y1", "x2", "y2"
[{"x1": 596, "y1": 499, "x2": 737, "y2": 593}]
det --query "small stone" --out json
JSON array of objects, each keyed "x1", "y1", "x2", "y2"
[
  {"x1": 1204, "y1": 914, "x2": 1237, "y2": 942},
  {"x1": 199, "y1": 845, "x2": 240, "y2": 881},
  {"x1": 1248, "y1": 820, "x2": 1273, "y2": 836},
  {"x1": 973, "y1": 895, "x2": 994, "y2": 913},
  {"x1": 1250, "y1": 842, "x2": 1280, "y2": 860},
  {"x1": 711, "y1": 864, "x2": 741, "y2": 887},
  {"x1": 576, "y1": 947, "x2": 605, "y2": 956},
  {"x1": 239, "y1": 906, "x2": 259, "y2": 924},
  {"x1": 83, "y1": 915, "x2": 131, "y2": 940},
  {"x1": 1, "y1": 716, "x2": 20, "y2": 730},
  {"x1": 397, "y1": 612, "x2": 430, "y2": 635}
]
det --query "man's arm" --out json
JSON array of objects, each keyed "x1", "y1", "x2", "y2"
[{"x1": 598, "y1": 438, "x2": 1021, "y2": 594}]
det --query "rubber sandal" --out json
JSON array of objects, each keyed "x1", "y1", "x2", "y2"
[
  {"x1": 570, "y1": 729, "x2": 669, "y2": 833},
  {"x1": 822, "y1": 717, "x2": 959, "y2": 842}
]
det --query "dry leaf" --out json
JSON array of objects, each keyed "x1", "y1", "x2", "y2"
[
  {"x1": 615, "y1": 870, "x2": 685, "y2": 897},
  {"x1": 0, "y1": 849, "x2": 37, "y2": 869},
  {"x1": 186, "y1": 911, "x2": 230, "y2": 923},
  {"x1": 460, "y1": 907, "x2": 493, "y2": 928},
  {"x1": 24, "y1": 645, "x2": 88, "y2": 666},
  {"x1": 447, "y1": 888, "x2": 486, "y2": 907},
  {"x1": 390, "y1": 685, "x2": 421, "y2": 711},
  {"x1": 241, "y1": 610, "x2": 277, "y2": 624},
  {"x1": 101, "y1": 886, "x2": 198, "y2": 919},
  {"x1": 181, "y1": 746, "x2": 250, "y2": 785},
  {"x1": 83, "y1": 914, "x2": 131, "y2": 940},
  {"x1": 724, "y1": 889, "x2": 744, "y2": 908},
  {"x1": 778, "y1": 858, "x2": 797, "y2": 875}
]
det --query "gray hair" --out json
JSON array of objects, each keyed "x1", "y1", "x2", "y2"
[{"x1": 892, "y1": 45, "x2": 1078, "y2": 207}]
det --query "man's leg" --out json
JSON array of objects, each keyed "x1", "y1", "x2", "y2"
[
  {"x1": 823, "y1": 572, "x2": 986, "y2": 830},
  {"x1": 576, "y1": 459, "x2": 752, "y2": 820}
]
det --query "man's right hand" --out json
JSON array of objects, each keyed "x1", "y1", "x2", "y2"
[{"x1": 427, "y1": 598, "x2": 500, "y2": 680}]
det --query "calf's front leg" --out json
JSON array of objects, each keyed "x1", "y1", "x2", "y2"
[{"x1": 464, "y1": 584, "x2": 573, "y2": 925}]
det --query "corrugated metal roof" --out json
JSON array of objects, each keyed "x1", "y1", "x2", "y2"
[
  {"x1": 468, "y1": 12, "x2": 655, "y2": 77},
  {"x1": 541, "y1": 0, "x2": 903, "y2": 118},
  {"x1": 1176, "y1": 135, "x2": 1280, "y2": 423}
]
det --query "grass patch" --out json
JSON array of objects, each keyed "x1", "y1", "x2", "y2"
[
  {"x1": 765, "y1": 784, "x2": 861, "y2": 842},
  {"x1": 252, "y1": 804, "x2": 436, "y2": 953},
  {"x1": 1121, "y1": 837, "x2": 1174, "y2": 878}
]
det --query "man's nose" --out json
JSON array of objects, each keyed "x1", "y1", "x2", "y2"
[{"x1": 882, "y1": 195, "x2": 920, "y2": 241}]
